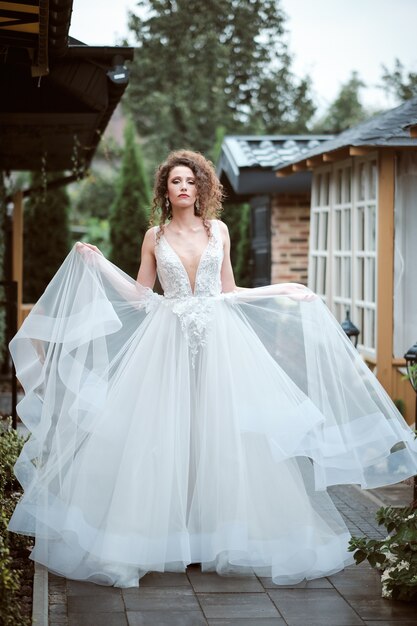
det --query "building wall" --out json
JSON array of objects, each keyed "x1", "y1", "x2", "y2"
[{"x1": 270, "y1": 193, "x2": 310, "y2": 285}]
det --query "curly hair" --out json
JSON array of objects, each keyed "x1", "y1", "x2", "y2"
[{"x1": 150, "y1": 150, "x2": 224, "y2": 239}]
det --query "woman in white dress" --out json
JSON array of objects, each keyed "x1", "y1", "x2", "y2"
[{"x1": 8, "y1": 150, "x2": 417, "y2": 588}]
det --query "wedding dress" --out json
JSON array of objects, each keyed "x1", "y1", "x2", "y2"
[{"x1": 8, "y1": 219, "x2": 417, "y2": 587}]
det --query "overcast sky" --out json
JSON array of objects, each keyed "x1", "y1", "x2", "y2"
[{"x1": 70, "y1": 0, "x2": 417, "y2": 114}]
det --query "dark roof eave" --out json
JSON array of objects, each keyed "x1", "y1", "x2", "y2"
[{"x1": 64, "y1": 45, "x2": 135, "y2": 62}]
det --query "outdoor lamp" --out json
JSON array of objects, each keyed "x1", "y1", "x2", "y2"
[
  {"x1": 341, "y1": 309, "x2": 360, "y2": 348},
  {"x1": 107, "y1": 55, "x2": 129, "y2": 84},
  {"x1": 404, "y1": 341, "x2": 417, "y2": 393}
]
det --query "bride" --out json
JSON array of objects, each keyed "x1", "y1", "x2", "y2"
[{"x1": 8, "y1": 150, "x2": 417, "y2": 587}]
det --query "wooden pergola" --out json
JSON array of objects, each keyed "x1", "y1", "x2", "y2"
[{"x1": 0, "y1": 0, "x2": 134, "y2": 326}]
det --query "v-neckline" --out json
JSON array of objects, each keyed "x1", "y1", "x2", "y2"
[{"x1": 161, "y1": 229, "x2": 211, "y2": 296}]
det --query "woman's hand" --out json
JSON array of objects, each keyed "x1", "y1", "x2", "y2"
[{"x1": 76, "y1": 242, "x2": 104, "y2": 256}]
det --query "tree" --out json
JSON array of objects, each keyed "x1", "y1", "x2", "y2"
[
  {"x1": 23, "y1": 174, "x2": 71, "y2": 302},
  {"x1": 75, "y1": 172, "x2": 116, "y2": 221},
  {"x1": 312, "y1": 71, "x2": 369, "y2": 134},
  {"x1": 126, "y1": 0, "x2": 315, "y2": 166},
  {"x1": 109, "y1": 119, "x2": 151, "y2": 277},
  {"x1": 222, "y1": 201, "x2": 251, "y2": 286},
  {"x1": 381, "y1": 59, "x2": 417, "y2": 102},
  {"x1": 212, "y1": 126, "x2": 251, "y2": 286}
]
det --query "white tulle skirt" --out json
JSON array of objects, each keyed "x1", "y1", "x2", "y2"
[{"x1": 8, "y1": 248, "x2": 417, "y2": 587}]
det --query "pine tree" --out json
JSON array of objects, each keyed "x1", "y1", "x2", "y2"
[
  {"x1": 109, "y1": 120, "x2": 151, "y2": 277},
  {"x1": 212, "y1": 127, "x2": 251, "y2": 286},
  {"x1": 126, "y1": 0, "x2": 315, "y2": 166},
  {"x1": 313, "y1": 72, "x2": 369, "y2": 134},
  {"x1": 381, "y1": 59, "x2": 417, "y2": 102},
  {"x1": 23, "y1": 173, "x2": 70, "y2": 302}
]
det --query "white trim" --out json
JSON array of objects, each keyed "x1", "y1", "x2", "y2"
[{"x1": 309, "y1": 155, "x2": 378, "y2": 356}]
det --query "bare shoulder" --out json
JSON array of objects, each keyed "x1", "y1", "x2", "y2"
[
  {"x1": 215, "y1": 219, "x2": 230, "y2": 245},
  {"x1": 141, "y1": 226, "x2": 157, "y2": 250}
]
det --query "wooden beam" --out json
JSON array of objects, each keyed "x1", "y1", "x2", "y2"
[
  {"x1": 276, "y1": 166, "x2": 294, "y2": 177},
  {"x1": 306, "y1": 155, "x2": 324, "y2": 168},
  {"x1": 292, "y1": 162, "x2": 308, "y2": 172},
  {"x1": 349, "y1": 146, "x2": 373, "y2": 156},
  {"x1": 322, "y1": 148, "x2": 350, "y2": 162},
  {"x1": 12, "y1": 190, "x2": 23, "y2": 328},
  {"x1": 408, "y1": 125, "x2": 417, "y2": 138},
  {"x1": 376, "y1": 150, "x2": 395, "y2": 394}
]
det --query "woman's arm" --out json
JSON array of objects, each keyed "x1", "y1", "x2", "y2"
[
  {"x1": 218, "y1": 220, "x2": 238, "y2": 293},
  {"x1": 136, "y1": 228, "x2": 157, "y2": 288},
  {"x1": 76, "y1": 228, "x2": 156, "y2": 302},
  {"x1": 218, "y1": 220, "x2": 315, "y2": 301}
]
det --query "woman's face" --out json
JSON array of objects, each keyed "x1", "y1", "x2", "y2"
[{"x1": 166, "y1": 166, "x2": 198, "y2": 212}]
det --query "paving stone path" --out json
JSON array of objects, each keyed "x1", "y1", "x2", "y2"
[{"x1": 47, "y1": 483, "x2": 417, "y2": 626}]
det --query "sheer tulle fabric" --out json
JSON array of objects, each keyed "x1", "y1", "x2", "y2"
[{"x1": 8, "y1": 242, "x2": 417, "y2": 587}]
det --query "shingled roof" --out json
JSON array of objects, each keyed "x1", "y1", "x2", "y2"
[
  {"x1": 276, "y1": 97, "x2": 417, "y2": 175},
  {"x1": 217, "y1": 135, "x2": 332, "y2": 199}
]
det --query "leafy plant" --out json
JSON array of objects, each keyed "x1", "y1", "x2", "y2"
[
  {"x1": 0, "y1": 420, "x2": 31, "y2": 625},
  {"x1": 349, "y1": 506, "x2": 417, "y2": 601}
]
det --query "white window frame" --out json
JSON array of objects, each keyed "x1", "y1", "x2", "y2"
[
  {"x1": 309, "y1": 155, "x2": 378, "y2": 358},
  {"x1": 309, "y1": 166, "x2": 332, "y2": 304}
]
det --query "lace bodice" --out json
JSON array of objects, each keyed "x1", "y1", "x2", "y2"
[
  {"x1": 153, "y1": 220, "x2": 224, "y2": 366},
  {"x1": 155, "y1": 219, "x2": 223, "y2": 298}
]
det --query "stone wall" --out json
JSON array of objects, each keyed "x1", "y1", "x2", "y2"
[{"x1": 270, "y1": 193, "x2": 310, "y2": 285}]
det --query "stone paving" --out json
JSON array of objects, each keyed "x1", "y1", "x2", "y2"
[{"x1": 47, "y1": 482, "x2": 417, "y2": 626}]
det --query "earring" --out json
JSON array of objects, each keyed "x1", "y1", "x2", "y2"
[{"x1": 195, "y1": 199, "x2": 200, "y2": 215}]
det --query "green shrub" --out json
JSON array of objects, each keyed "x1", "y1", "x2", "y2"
[
  {"x1": 349, "y1": 505, "x2": 417, "y2": 601},
  {"x1": 0, "y1": 420, "x2": 31, "y2": 626}
]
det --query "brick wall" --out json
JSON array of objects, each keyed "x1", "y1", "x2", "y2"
[{"x1": 270, "y1": 193, "x2": 311, "y2": 285}]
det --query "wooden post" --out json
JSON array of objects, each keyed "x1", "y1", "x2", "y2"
[
  {"x1": 376, "y1": 151, "x2": 395, "y2": 392},
  {"x1": 12, "y1": 190, "x2": 24, "y2": 328}
]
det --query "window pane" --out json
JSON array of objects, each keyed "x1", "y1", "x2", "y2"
[
  {"x1": 370, "y1": 311, "x2": 376, "y2": 349},
  {"x1": 343, "y1": 208, "x2": 351, "y2": 251},
  {"x1": 368, "y1": 204, "x2": 376, "y2": 251},
  {"x1": 335, "y1": 257, "x2": 341, "y2": 296},
  {"x1": 343, "y1": 257, "x2": 351, "y2": 298},
  {"x1": 323, "y1": 172, "x2": 330, "y2": 206},
  {"x1": 357, "y1": 258, "x2": 364, "y2": 300},
  {"x1": 312, "y1": 213, "x2": 319, "y2": 250},
  {"x1": 345, "y1": 167, "x2": 352, "y2": 203},
  {"x1": 317, "y1": 257, "x2": 323, "y2": 293},
  {"x1": 370, "y1": 257, "x2": 376, "y2": 303},
  {"x1": 334, "y1": 210, "x2": 341, "y2": 250},
  {"x1": 336, "y1": 169, "x2": 343, "y2": 204},
  {"x1": 358, "y1": 163, "x2": 365, "y2": 200},
  {"x1": 322, "y1": 211, "x2": 328, "y2": 249},
  {"x1": 357, "y1": 206, "x2": 365, "y2": 251}
]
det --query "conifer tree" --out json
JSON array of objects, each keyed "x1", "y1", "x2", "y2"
[
  {"x1": 127, "y1": 0, "x2": 315, "y2": 166},
  {"x1": 312, "y1": 72, "x2": 369, "y2": 134},
  {"x1": 109, "y1": 120, "x2": 151, "y2": 277},
  {"x1": 212, "y1": 127, "x2": 251, "y2": 286},
  {"x1": 23, "y1": 173, "x2": 70, "y2": 302}
]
